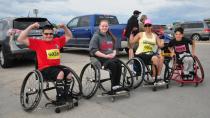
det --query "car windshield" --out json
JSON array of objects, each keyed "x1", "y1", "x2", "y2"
[
  {"x1": 95, "y1": 15, "x2": 119, "y2": 26},
  {"x1": 13, "y1": 18, "x2": 51, "y2": 30}
]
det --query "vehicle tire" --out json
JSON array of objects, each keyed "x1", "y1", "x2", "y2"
[
  {"x1": 191, "y1": 34, "x2": 201, "y2": 41},
  {"x1": 0, "y1": 46, "x2": 12, "y2": 68}
]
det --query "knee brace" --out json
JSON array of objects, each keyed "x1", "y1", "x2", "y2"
[{"x1": 65, "y1": 79, "x2": 73, "y2": 95}]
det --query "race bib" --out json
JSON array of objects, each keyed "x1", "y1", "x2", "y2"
[
  {"x1": 143, "y1": 44, "x2": 152, "y2": 52},
  {"x1": 46, "y1": 49, "x2": 60, "y2": 59}
]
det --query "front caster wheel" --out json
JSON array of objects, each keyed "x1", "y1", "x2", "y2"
[{"x1": 55, "y1": 108, "x2": 61, "y2": 113}]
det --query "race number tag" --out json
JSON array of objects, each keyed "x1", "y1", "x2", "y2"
[
  {"x1": 143, "y1": 44, "x2": 152, "y2": 52},
  {"x1": 46, "y1": 49, "x2": 60, "y2": 59}
]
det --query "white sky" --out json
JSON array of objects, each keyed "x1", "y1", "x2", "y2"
[{"x1": 0, "y1": 0, "x2": 210, "y2": 24}]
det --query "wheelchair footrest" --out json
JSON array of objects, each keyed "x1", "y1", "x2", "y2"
[
  {"x1": 97, "y1": 90, "x2": 130, "y2": 97},
  {"x1": 45, "y1": 99, "x2": 78, "y2": 113},
  {"x1": 143, "y1": 81, "x2": 168, "y2": 87}
]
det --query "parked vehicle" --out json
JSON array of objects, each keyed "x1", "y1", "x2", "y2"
[
  {"x1": 0, "y1": 17, "x2": 51, "y2": 68},
  {"x1": 180, "y1": 21, "x2": 210, "y2": 41},
  {"x1": 66, "y1": 14, "x2": 127, "y2": 52},
  {"x1": 152, "y1": 24, "x2": 165, "y2": 39}
]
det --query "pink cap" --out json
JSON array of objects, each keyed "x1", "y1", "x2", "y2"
[{"x1": 144, "y1": 19, "x2": 152, "y2": 25}]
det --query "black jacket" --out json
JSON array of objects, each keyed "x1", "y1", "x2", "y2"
[{"x1": 125, "y1": 15, "x2": 139, "y2": 37}]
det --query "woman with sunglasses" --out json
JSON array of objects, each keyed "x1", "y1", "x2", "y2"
[
  {"x1": 130, "y1": 19, "x2": 164, "y2": 81},
  {"x1": 17, "y1": 23, "x2": 73, "y2": 105}
]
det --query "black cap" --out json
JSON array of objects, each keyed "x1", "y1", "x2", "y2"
[{"x1": 133, "y1": 10, "x2": 141, "y2": 15}]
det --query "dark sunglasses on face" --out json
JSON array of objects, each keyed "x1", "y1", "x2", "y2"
[
  {"x1": 44, "y1": 33, "x2": 53, "y2": 35},
  {"x1": 144, "y1": 24, "x2": 152, "y2": 27}
]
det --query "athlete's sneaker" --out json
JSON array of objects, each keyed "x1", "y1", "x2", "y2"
[
  {"x1": 157, "y1": 76, "x2": 161, "y2": 80},
  {"x1": 112, "y1": 85, "x2": 123, "y2": 90},
  {"x1": 182, "y1": 74, "x2": 189, "y2": 81}
]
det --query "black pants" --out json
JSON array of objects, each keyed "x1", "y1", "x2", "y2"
[
  {"x1": 40, "y1": 65, "x2": 72, "y2": 101},
  {"x1": 97, "y1": 58, "x2": 122, "y2": 87}
]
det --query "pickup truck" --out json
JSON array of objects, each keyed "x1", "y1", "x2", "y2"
[{"x1": 65, "y1": 14, "x2": 127, "y2": 52}]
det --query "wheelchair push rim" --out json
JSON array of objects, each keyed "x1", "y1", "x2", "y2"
[
  {"x1": 115, "y1": 59, "x2": 134, "y2": 89},
  {"x1": 80, "y1": 62, "x2": 99, "y2": 99},
  {"x1": 20, "y1": 70, "x2": 43, "y2": 112},
  {"x1": 126, "y1": 57, "x2": 145, "y2": 89},
  {"x1": 193, "y1": 56, "x2": 204, "y2": 83}
]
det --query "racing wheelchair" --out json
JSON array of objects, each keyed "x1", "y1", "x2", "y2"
[
  {"x1": 80, "y1": 57, "x2": 133, "y2": 102},
  {"x1": 126, "y1": 52, "x2": 170, "y2": 91},
  {"x1": 20, "y1": 59, "x2": 82, "y2": 113},
  {"x1": 168, "y1": 55, "x2": 204, "y2": 86}
]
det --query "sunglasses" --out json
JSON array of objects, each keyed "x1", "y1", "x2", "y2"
[
  {"x1": 44, "y1": 33, "x2": 53, "y2": 35},
  {"x1": 144, "y1": 24, "x2": 152, "y2": 27}
]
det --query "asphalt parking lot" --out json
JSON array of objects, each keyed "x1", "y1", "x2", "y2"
[{"x1": 0, "y1": 42, "x2": 210, "y2": 118}]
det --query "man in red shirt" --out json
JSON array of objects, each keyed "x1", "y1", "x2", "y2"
[{"x1": 17, "y1": 22, "x2": 72, "y2": 105}]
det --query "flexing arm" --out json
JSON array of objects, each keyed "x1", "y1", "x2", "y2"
[
  {"x1": 57, "y1": 23, "x2": 72, "y2": 43},
  {"x1": 17, "y1": 22, "x2": 40, "y2": 46}
]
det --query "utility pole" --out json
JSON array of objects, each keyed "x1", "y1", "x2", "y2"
[{"x1": 33, "y1": 9, "x2": 38, "y2": 17}]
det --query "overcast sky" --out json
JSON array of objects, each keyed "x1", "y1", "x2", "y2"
[{"x1": 0, "y1": 0, "x2": 210, "y2": 25}]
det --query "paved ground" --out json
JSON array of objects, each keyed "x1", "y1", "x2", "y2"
[{"x1": 0, "y1": 42, "x2": 210, "y2": 118}]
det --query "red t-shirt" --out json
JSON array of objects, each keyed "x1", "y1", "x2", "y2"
[{"x1": 29, "y1": 36, "x2": 66, "y2": 70}]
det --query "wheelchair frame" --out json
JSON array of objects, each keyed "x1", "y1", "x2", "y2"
[
  {"x1": 126, "y1": 55, "x2": 170, "y2": 91},
  {"x1": 80, "y1": 58, "x2": 133, "y2": 100},
  {"x1": 20, "y1": 66, "x2": 82, "y2": 113},
  {"x1": 169, "y1": 55, "x2": 204, "y2": 86}
]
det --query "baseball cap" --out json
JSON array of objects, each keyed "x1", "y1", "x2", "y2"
[
  {"x1": 144, "y1": 19, "x2": 152, "y2": 25},
  {"x1": 133, "y1": 10, "x2": 141, "y2": 15}
]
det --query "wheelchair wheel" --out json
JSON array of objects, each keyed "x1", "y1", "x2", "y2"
[
  {"x1": 144, "y1": 64, "x2": 158, "y2": 85},
  {"x1": 43, "y1": 67, "x2": 82, "y2": 102},
  {"x1": 193, "y1": 56, "x2": 204, "y2": 83},
  {"x1": 99, "y1": 68, "x2": 112, "y2": 92},
  {"x1": 163, "y1": 57, "x2": 175, "y2": 82},
  {"x1": 80, "y1": 63, "x2": 99, "y2": 99},
  {"x1": 126, "y1": 57, "x2": 145, "y2": 89},
  {"x1": 117, "y1": 59, "x2": 134, "y2": 89},
  {"x1": 43, "y1": 81, "x2": 56, "y2": 103},
  {"x1": 20, "y1": 70, "x2": 43, "y2": 112},
  {"x1": 66, "y1": 67, "x2": 82, "y2": 98}
]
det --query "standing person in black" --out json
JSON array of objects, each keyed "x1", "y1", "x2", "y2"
[{"x1": 125, "y1": 10, "x2": 141, "y2": 59}]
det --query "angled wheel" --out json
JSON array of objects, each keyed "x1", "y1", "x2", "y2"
[
  {"x1": 43, "y1": 67, "x2": 82, "y2": 102},
  {"x1": 80, "y1": 63, "x2": 99, "y2": 99},
  {"x1": 144, "y1": 64, "x2": 158, "y2": 85},
  {"x1": 126, "y1": 57, "x2": 145, "y2": 89},
  {"x1": 66, "y1": 67, "x2": 82, "y2": 99},
  {"x1": 193, "y1": 56, "x2": 204, "y2": 83},
  {"x1": 43, "y1": 81, "x2": 56, "y2": 103},
  {"x1": 117, "y1": 59, "x2": 134, "y2": 89},
  {"x1": 20, "y1": 70, "x2": 43, "y2": 112},
  {"x1": 163, "y1": 57, "x2": 175, "y2": 83}
]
